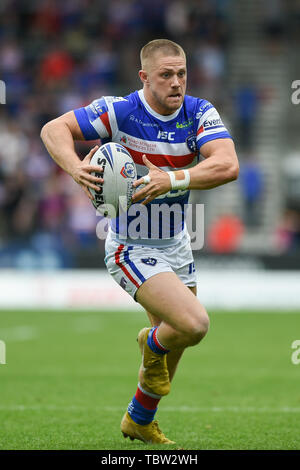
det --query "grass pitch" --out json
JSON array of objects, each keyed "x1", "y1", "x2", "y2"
[{"x1": 0, "y1": 309, "x2": 299, "y2": 450}]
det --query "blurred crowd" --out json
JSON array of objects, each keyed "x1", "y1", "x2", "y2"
[
  {"x1": 0, "y1": 0, "x2": 299, "y2": 268},
  {"x1": 0, "y1": 0, "x2": 233, "y2": 267}
]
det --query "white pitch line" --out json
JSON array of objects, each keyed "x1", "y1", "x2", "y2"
[
  {"x1": 0, "y1": 405, "x2": 299, "y2": 413},
  {"x1": 104, "y1": 405, "x2": 300, "y2": 414}
]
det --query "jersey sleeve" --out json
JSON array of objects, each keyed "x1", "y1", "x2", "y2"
[
  {"x1": 74, "y1": 97, "x2": 112, "y2": 140},
  {"x1": 196, "y1": 101, "x2": 232, "y2": 150}
]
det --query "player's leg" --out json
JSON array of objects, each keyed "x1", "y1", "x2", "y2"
[
  {"x1": 122, "y1": 304, "x2": 177, "y2": 445},
  {"x1": 134, "y1": 274, "x2": 207, "y2": 398},
  {"x1": 136, "y1": 272, "x2": 209, "y2": 351},
  {"x1": 139, "y1": 312, "x2": 184, "y2": 384},
  {"x1": 105, "y1": 238, "x2": 178, "y2": 443},
  {"x1": 105, "y1": 238, "x2": 205, "y2": 443},
  {"x1": 121, "y1": 275, "x2": 207, "y2": 443},
  {"x1": 165, "y1": 286, "x2": 198, "y2": 381},
  {"x1": 138, "y1": 311, "x2": 184, "y2": 388},
  {"x1": 140, "y1": 285, "x2": 197, "y2": 384}
]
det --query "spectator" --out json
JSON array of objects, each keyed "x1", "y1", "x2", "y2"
[
  {"x1": 165, "y1": 1, "x2": 189, "y2": 37},
  {"x1": 39, "y1": 46, "x2": 74, "y2": 84},
  {"x1": 276, "y1": 208, "x2": 300, "y2": 253},
  {"x1": 234, "y1": 77, "x2": 259, "y2": 152},
  {"x1": 239, "y1": 156, "x2": 264, "y2": 227},
  {"x1": 0, "y1": 120, "x2": 29, "y2": 176},
  {"x1": 207, "y1": 214, "x2": 245, "y2": 253}
]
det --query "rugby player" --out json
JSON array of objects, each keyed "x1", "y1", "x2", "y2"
[{"x1": 41, "y1": 39, "x2": 239, "y2": 445}]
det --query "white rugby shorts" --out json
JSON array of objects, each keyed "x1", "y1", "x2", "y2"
[{"x1": 104, "y1": 231, "x2": 197, "y2": 301}]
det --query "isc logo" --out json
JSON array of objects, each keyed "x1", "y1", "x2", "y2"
[{"x1": 157, "y1": 131, "x2": 175, "y2": 141}]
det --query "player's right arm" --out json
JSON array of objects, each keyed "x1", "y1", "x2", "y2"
[{"x1": 40, "y1": 110, "x2": 103, "y2": 201}]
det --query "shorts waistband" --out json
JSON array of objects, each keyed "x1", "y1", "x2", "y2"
[{"x1": 109, "y1": 231, "x2": 187, "y2": 248}]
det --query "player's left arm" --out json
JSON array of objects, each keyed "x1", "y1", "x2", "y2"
[{"x1": 187, "y1": 137, "x2": 239, "y2": 190}]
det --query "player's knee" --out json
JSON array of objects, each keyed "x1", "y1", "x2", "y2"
[{"x1": 187, "y1": 310, "x2": 209, "y2": 345}]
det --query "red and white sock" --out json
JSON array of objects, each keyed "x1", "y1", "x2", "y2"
[{"x1": 127, "y1": 383, "x2": 161, "y2": 425}]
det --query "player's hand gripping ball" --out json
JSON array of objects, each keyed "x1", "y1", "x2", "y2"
[{"x1": 89, "y1": 143, "x2": 137, "y2": 218}]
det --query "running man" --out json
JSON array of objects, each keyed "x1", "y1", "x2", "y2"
[{"x1": 41, "y1": 39, "x2": 239, "y2": 445}]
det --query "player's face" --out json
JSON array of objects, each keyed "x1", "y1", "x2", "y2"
[{"x1": 143, "y1": 54, "x2": 187, "y2": 115}]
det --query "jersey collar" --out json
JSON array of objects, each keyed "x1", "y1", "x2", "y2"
[{"x1": 138, "y1": 89, "x2": 182, "y2": 122}]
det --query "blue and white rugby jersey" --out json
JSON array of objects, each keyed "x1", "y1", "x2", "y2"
[{"x1": 74, "y1": 89, "x2": 232, "y2": 247}]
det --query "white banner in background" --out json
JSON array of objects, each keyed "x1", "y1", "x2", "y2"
[{"x1": 0, "y1": 269, "x2": 299, "y2": 311}]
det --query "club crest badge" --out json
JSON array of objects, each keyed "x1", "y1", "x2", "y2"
[
  {"x1": 186, "y1": 134, "x2": 197, "y2": 153},
  {"x1": 141, "y1": 257, "x2": 157, "y2": 266}
]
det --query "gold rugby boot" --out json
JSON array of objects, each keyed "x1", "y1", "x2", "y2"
[
  {"x1": 121, "y1": 411, "x2": 175, "y2": 444},
  {"x1": 137, "y1": 327, "x2": 170, "y2": 396}
]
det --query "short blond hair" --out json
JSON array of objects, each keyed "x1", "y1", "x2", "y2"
[{"x1": 140, "y1": 39, "x2": 186, "y2": 70}]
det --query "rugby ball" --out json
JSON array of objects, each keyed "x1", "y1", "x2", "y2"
[{"x1": 90, "y1": 142, "x2": 137, "y2": 218}]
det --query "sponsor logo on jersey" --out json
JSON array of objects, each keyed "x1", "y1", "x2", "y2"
[
  {"x1": 186, "y1": 134, "x2": 197, "y2": 152},
  {"x1": 141, "y1": 257, "x2": 157, "y2": 266},
  {"x1": 129, "y1": 115, "x2": 159, "y2": 128},
  {"x1": 106, "y1": 96, "x2": 128, "y2": 103},
  {"x1": 92, "y1": 99, "x2": 108, "y2": 117},
  {"x1": 203, "y1": 118, "x2": 223, "y2": 128},
  {"x1": 157, "y1": 130, "x2": 175, "y2": 141},
  {"x1": 120, "y1": 134, "x2": 156, "y2": 153},
  {"x1": 196, "y1": 102, "x2": 213, "y2": 119},
  {"x1": 120, "y1": 162, "x2": 136, "y2": 179},
  {"x1": 89, "y1": 103, "x2": 101, "y2": 118},
  {"x1": 176, "y1": 119, "x2": 193, "y2": 129}
]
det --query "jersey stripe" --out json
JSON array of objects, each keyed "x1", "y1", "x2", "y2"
[
  {"x1": 99, "y1": 111, "x2": 112, "y2": 136},
  {"x1": 123, "y1": 146, "x2": 195, "y2": 168},
  {"x1": 197, "y1": 125, "x2": 204, "y2": 136},
  {"x1": 74, "y1": 108, "x2": 99, "y2": 140},
  {"x1": 197, "y1": 131, "x2": 232, "y2": 148},
  {"x1": 91, "y1": 116, "x2": 109, "y2": 138},
  {"x1": 116, "y1": 131, "x2": 193, "y2": 156}
]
